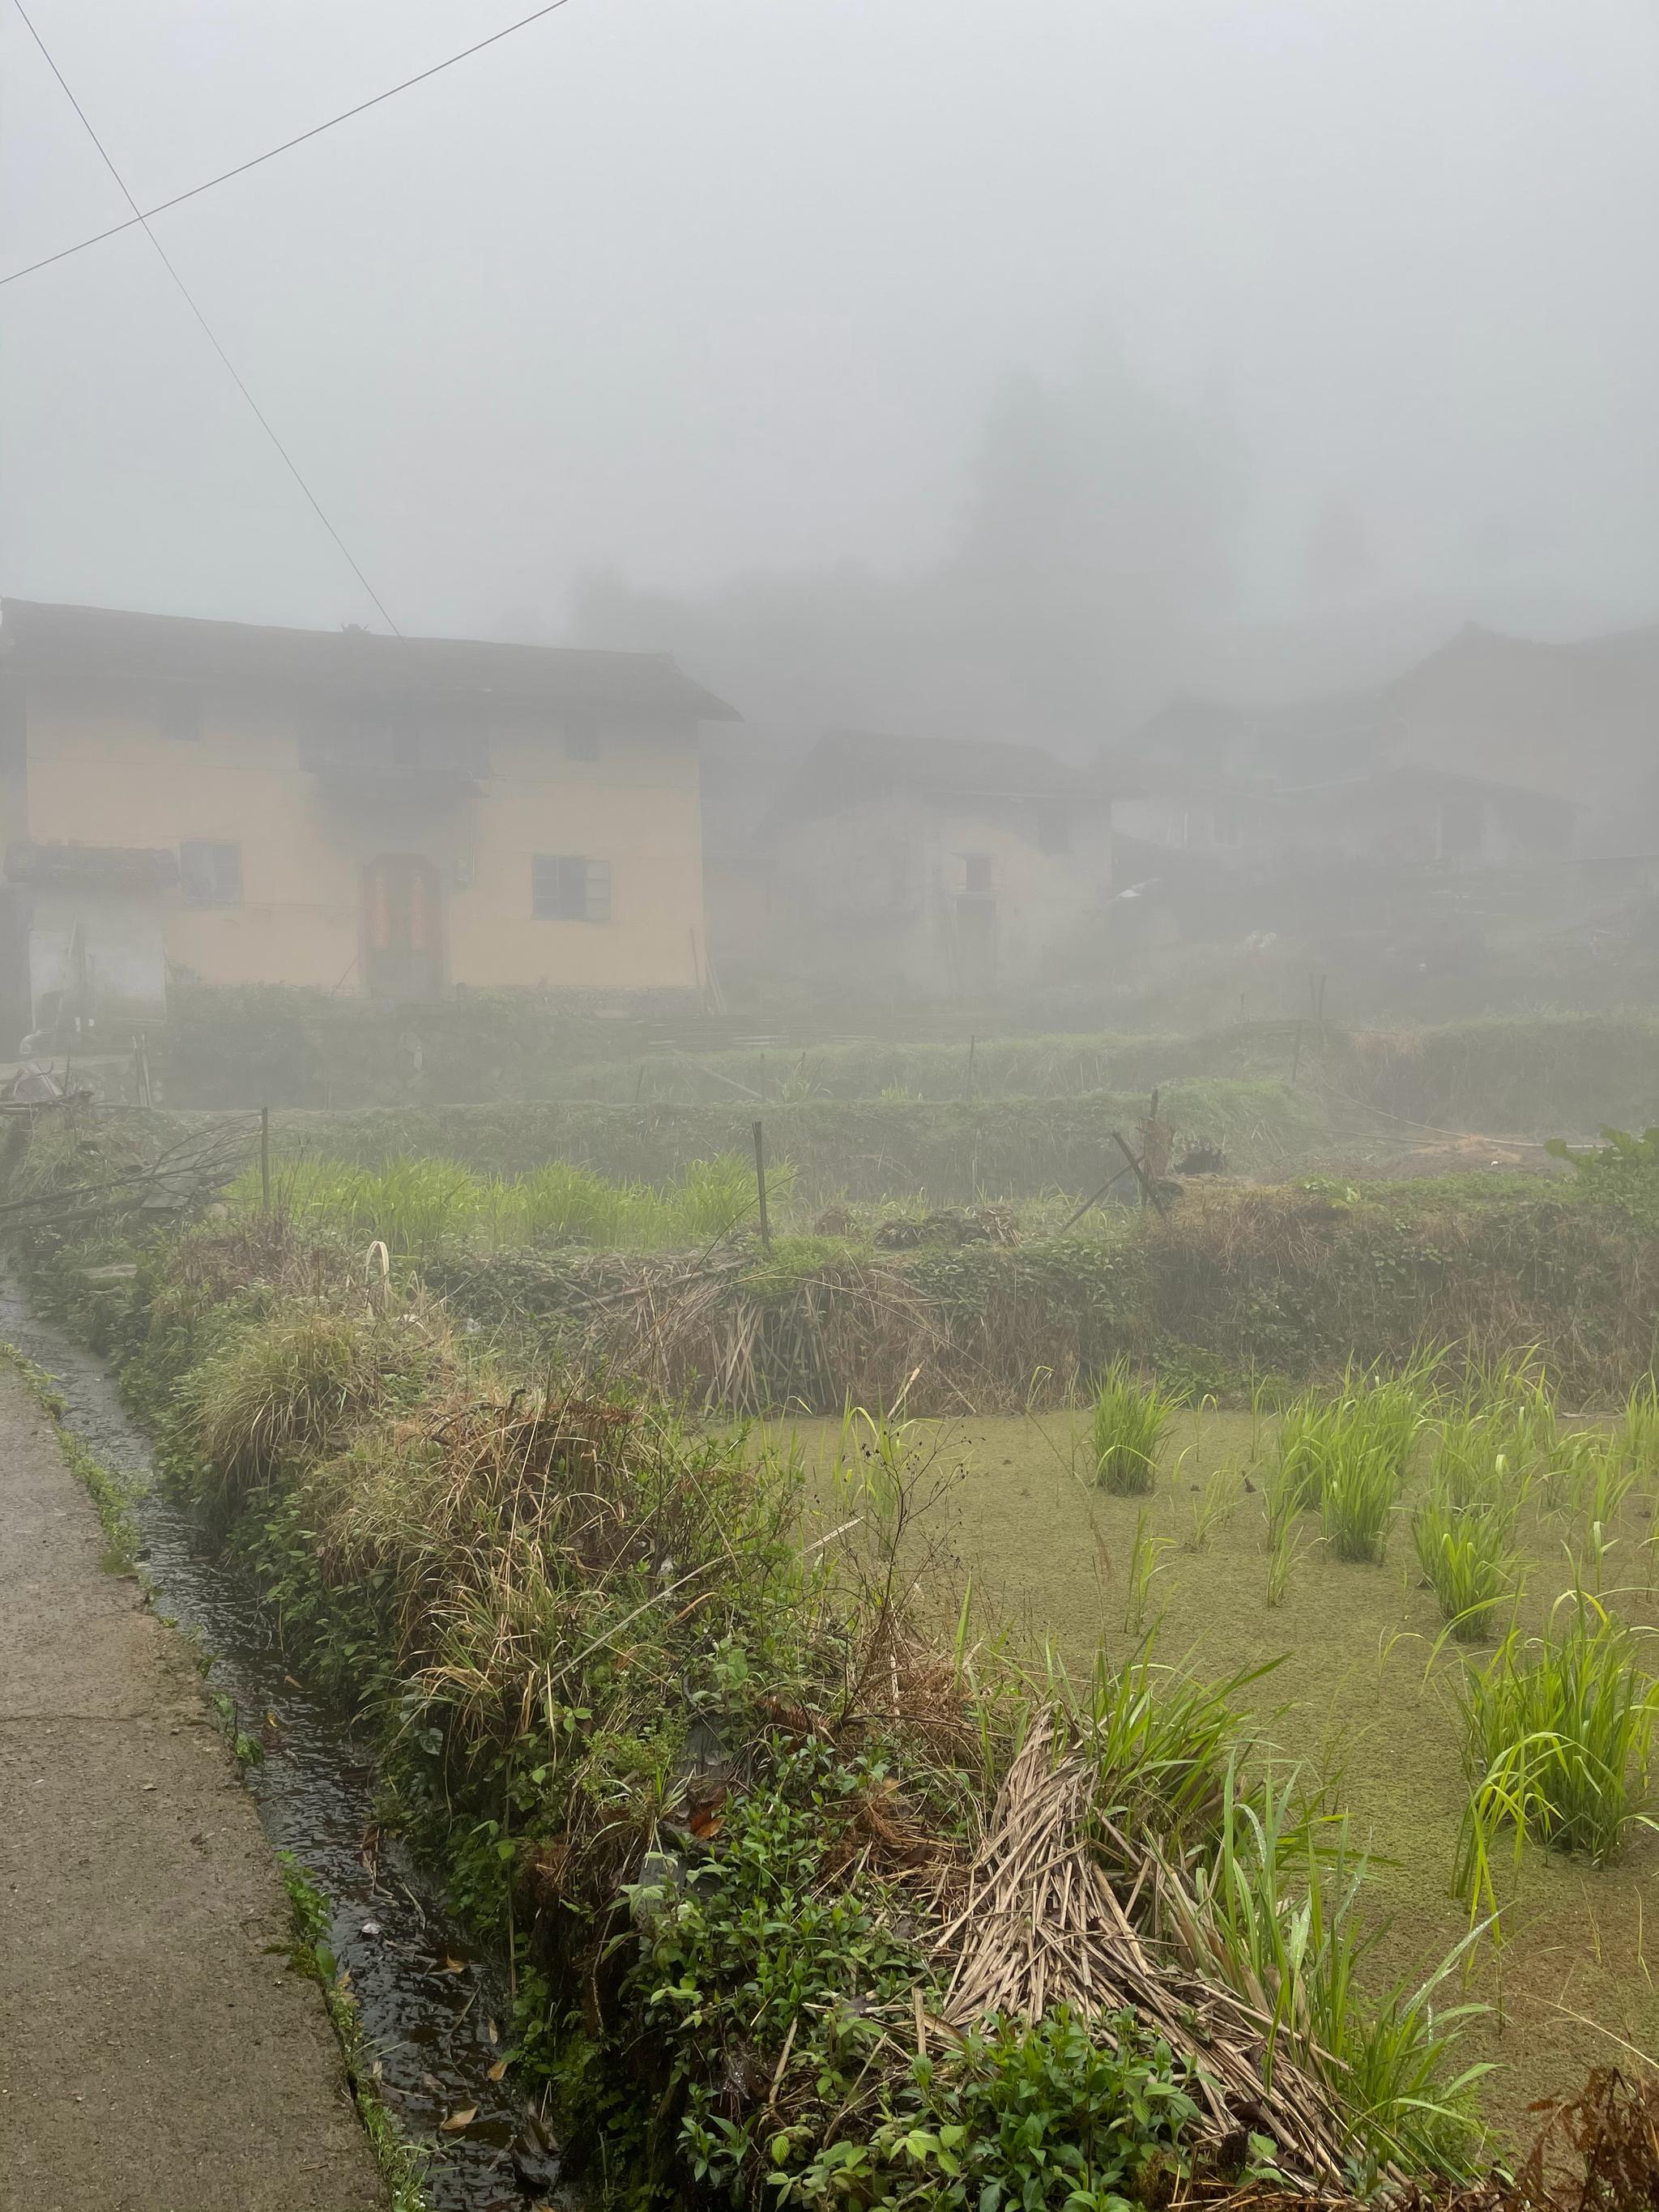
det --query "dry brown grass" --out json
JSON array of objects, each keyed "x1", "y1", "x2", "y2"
[{"x1": 937, "y1": 1713, "x2": 1354, "y2": 2188}]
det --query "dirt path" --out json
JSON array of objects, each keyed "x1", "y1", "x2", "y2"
[{"x1": 0, "y1": 1364, "x2": 384, "y2": 2212}]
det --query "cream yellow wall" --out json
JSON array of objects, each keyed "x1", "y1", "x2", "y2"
[
  {"x1": 448, "y1": 714, "x2": 704, "y2": 991},
  {"x1": 22, "y1": 677, "x2": 706, "y2": 994}
]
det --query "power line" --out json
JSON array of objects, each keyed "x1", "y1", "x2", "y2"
[
  {"x1": 12, "y1": 0, "x2": 401, "y2": 633},
  {"x1": 2, "y1": 0, "x2": 577, "y2": 288}
]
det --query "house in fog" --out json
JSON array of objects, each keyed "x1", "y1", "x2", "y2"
[
  {"x1": 0, "y1": 599, "x2": 736, "y2": 1048},
  {"x1": 763, "y1": 730, "x2": 1124, "y2": 999},
  {"x1": 1115, "y1": 655, "x2": 1588, "y2": 884}
]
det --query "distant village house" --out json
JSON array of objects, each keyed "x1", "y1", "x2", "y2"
[
  {"x1": 0, "y1": 600, "x2": 736, "y2": 1051},
  {"x1": 758, "y1": 730, "x2": 1125, "y2": 999}
]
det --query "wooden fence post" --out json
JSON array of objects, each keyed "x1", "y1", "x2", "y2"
[{"x1": 752, "y1": 1119, "x2": 771, "y2": 1250}]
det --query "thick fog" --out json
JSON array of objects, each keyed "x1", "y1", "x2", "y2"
[{"x1": 5, "y1": 0, "x2": 1658, "y2": 733}]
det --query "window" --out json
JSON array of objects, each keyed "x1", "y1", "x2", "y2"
[
  {"x1": 532, "y1": 855, "x2": 611, "y2": 921},
  {"x1": 565, "y1": 715, "x2": 601, "y2": 762},
  {"x1": 962, "y1": 852, "x2": 993, "y2": 897},
  {"x1": 301, "y1": 702, "x2": 490, "y2": 776},
  {"x1": 180, "y1": 841, "x2": 242, "y2": 906},
  {"x1": 156, "y1": 687, "x2": 203, "y2": 743},
  {"x1": 1036, "y1": 803, "x2": 1071, "y2": 855}
]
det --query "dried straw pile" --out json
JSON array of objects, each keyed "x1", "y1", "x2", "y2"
[{"x1": 936, "y1": 1716, "x2": 1353, "y2": 2188}]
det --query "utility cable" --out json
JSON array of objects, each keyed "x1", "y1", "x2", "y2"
[
  {"x1": 2, "y1": 0, "x2": 576, "y2": 288},
  {"x1": 12, "y1": 0, "x2": 401, "y2": 632}
]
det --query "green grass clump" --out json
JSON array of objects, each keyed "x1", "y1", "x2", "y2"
[
  {"x1": 1091, "y1": 1358, "x2": 1175, "y2": 1494},
  {"x1": 1320, "y1": 1443, "x2": 1404, "y2": 1564},
  {"x1": 1456, "y1": 1596, "x2": 1659, "y2": 1915},
  {"x1": 1196, "y1": 1779, "x2": 1489, "y2": 2182},
  {"x1": 1073, "y1": 1641, "x2": 1266, "y2": 1852},
  {"x1": 1617, "y1": 1377, "x2": 1659, "y2": 1481},
  {"x1": 1273, "y1": 1362, "x2": 1431, "y2": 1564},
  {"x1": 1412, "y1": 1493, "x2": 1516, "y2": 1641},
  {"x1": 1430, "y1": 1412, "x2": 1525, "y2": 1524},
  {"x1": 1461, "y1": 1349, "x2": 1557, "y2": 1451},
  {"x1": 177, "y1": 1304, "x2": 432, "y2": 1508},
  {"x1": 241, "y1": 1149, "x2": 789, "y2": 1256}
]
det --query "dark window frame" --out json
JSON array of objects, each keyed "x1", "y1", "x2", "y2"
[
  {"x1": 531, "y1": 854, "x2": 612, "y2": 922},
  {"x1": 179, "y1": 840, "x2": 243, "y2": 907}
]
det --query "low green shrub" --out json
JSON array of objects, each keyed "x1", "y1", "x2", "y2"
[
  {"x1": 1546, "y1": 1124, "x2": 1659, "y2": 1230},
  {"x1": 784, "y1": 2010, "x2": 1200, "y2": 2211}
]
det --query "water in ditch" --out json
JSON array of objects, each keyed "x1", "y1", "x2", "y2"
[{"x1": 0, "y1": 1269, "x2": 568, "y2": 2211}]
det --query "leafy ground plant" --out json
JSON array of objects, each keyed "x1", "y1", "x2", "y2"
[
  {"x1": 1090, "y1": 1358, "x2": 1174, "y2": 1495},
  {"x1": 778, "y1": 2009, "x2": 1200, "y2": 2211}
]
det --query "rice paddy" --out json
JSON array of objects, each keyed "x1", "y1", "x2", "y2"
[{"x1": 778, "y1": 1388, "x2": 1659, "y2": 2147}]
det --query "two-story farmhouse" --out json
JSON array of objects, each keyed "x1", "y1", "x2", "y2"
[
  {"x1": 0, "y1": 600, "x2": 736, "y2": 1044},
  {"x1": 762, "y1": 730, "x2": 1124, "y2": 999}
]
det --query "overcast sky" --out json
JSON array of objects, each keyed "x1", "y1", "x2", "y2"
[{"x1": 4, "y1": 0, "x2": 1657, "y2": 644}]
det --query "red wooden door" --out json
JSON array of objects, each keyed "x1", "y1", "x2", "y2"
[{"x1": 364, "y1": 855, "x2": 441, "y2": 999}]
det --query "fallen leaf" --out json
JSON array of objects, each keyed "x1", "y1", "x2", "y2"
[
  {"x1": 360, "y1": 1920, "x2": 382, "y2": 1938},
  {"x1": 487, "y1": 2058, "x2": 508, "y2": 2082},
  {"x1": 486, "y1": 2018, "x2": 498, "y2": 2044},
  {"x1": 284, "y1": 1673, "x2": 303, "y2": 1689},
  {"x1": 264, "y1": 1709, "x2": 282, "y2": 1729},
  {"x1": 441, "y1": 1954, "x2": 466, "y2": 1974},
  {"x1": 439, "y1": 2108, "x2": 476, "y2": 2133}
]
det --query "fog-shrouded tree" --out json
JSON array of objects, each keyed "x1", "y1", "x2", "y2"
[{"x1": 569, "y1": 343, "x2": 1247, "y2": 751}]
